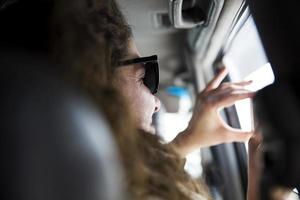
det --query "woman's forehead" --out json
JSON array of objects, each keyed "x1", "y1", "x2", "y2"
[
  {"x1": 127, "y1": 63, "x2": 145, "y2": 75},
  {"x1": 116, "y1": 63, "x2": 145, "y2": 76}
]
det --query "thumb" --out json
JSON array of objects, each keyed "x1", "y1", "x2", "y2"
[
  {"x1": 227, "y1": 131, "x2": 253, "y2": 143},
  {"x1": 249, "y1": 133, "x2": 262, "y2": 150}
]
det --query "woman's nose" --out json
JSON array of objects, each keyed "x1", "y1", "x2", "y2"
[{"x1": 154, "y1": 96, "x2": 161, "y2": 113}]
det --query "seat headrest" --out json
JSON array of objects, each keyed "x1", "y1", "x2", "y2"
[{"x1": 0, "y1": 50, "x2": 126, "y2": 200}]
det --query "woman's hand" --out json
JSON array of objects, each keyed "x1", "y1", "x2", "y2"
[{"x1": 171, "y1": 67, "x2": 255, "y2": 157}]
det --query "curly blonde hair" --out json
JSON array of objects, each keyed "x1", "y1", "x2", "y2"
[{"x1": 51, "y1": 0, "x2": 212, "y2": 199}]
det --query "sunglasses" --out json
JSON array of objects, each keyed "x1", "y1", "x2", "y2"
[{"x1": 117, "y1": 55, "x2": 159, "y2": 94}]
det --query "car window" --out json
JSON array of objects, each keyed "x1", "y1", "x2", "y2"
[{"x1": 223, "y1": 16, "x2": 275, "y2": 135}]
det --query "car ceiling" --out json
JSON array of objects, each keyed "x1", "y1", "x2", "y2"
[
  {"x1": 117, "y1": 0, "x2": 246, "y2": 90},
  {"x1": 117, "y1": 0, "x2": 188, "y2": 86}
]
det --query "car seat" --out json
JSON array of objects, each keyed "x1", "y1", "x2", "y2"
[{"x1": 0, "y1": 50, "x2": 126, "y2": 200}]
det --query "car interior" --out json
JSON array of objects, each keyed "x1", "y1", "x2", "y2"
[
  {"x1": 1, "y1": 0, "x2": 300, "y2": 199},
  {"x1": 117, "y1": 0, "x2": 300, "y2": 199}
]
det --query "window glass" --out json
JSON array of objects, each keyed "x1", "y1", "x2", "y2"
[
  {"x1": 223, "y1": 16, "x2": 275, "y2": 136},
  {"x1": 156, "y1": 86, "x2": 203, "y2": 178}
]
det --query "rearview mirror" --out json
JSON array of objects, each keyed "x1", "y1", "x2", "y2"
[{"x1": 169, "y1": 0, "x2": 213, "y2": 29}]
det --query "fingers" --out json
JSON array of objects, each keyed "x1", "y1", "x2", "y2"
[
  {"x1": 204, "y1": 65, "x2": 252, "y2": 92},
  {"x1": 249, "y1": 132, "x2": 263, "y2": 149},
  {"x1": 215, "y1": 121, "x2": 254, "y2": 143},
  {"x1": 218, "y1": 82, "x2": 253, "y2": 92},
  {"x1": 228, "y1": 131, "x2": 253, "y2": 143},
  {"x1": 228, "y1": 80, "x2": 253, "y2": 87},
  {"x1": 205, "y1": 67, "x2": 228, "y2": 91},
  {"x1": 202, "y1": 78, "x2": 254, "y2": 107},
  {"x1": 214, "y1": 89, "x2": 255, "y2": 109},
  {"x1": 212, "y1": 80, "x2": 255, "y2": 107}
]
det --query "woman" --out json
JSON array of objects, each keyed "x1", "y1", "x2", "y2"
[
  {"x1": 52, "y1": 0, "x2": 254, "y2": 155},
  {"x1": 1, "y1": 0, "x2": 260, "y2": 199},
  {"x1": 50, "y1": 0, "x2": 261, "y2": 199},
  {"x1": 50, "y1": 0, "x2": 212, "y2": 199}
]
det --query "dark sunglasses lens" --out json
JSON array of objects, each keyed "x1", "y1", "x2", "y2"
[{"x1": 143, "y1": 62, "x2": 158, "y2": 94}]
